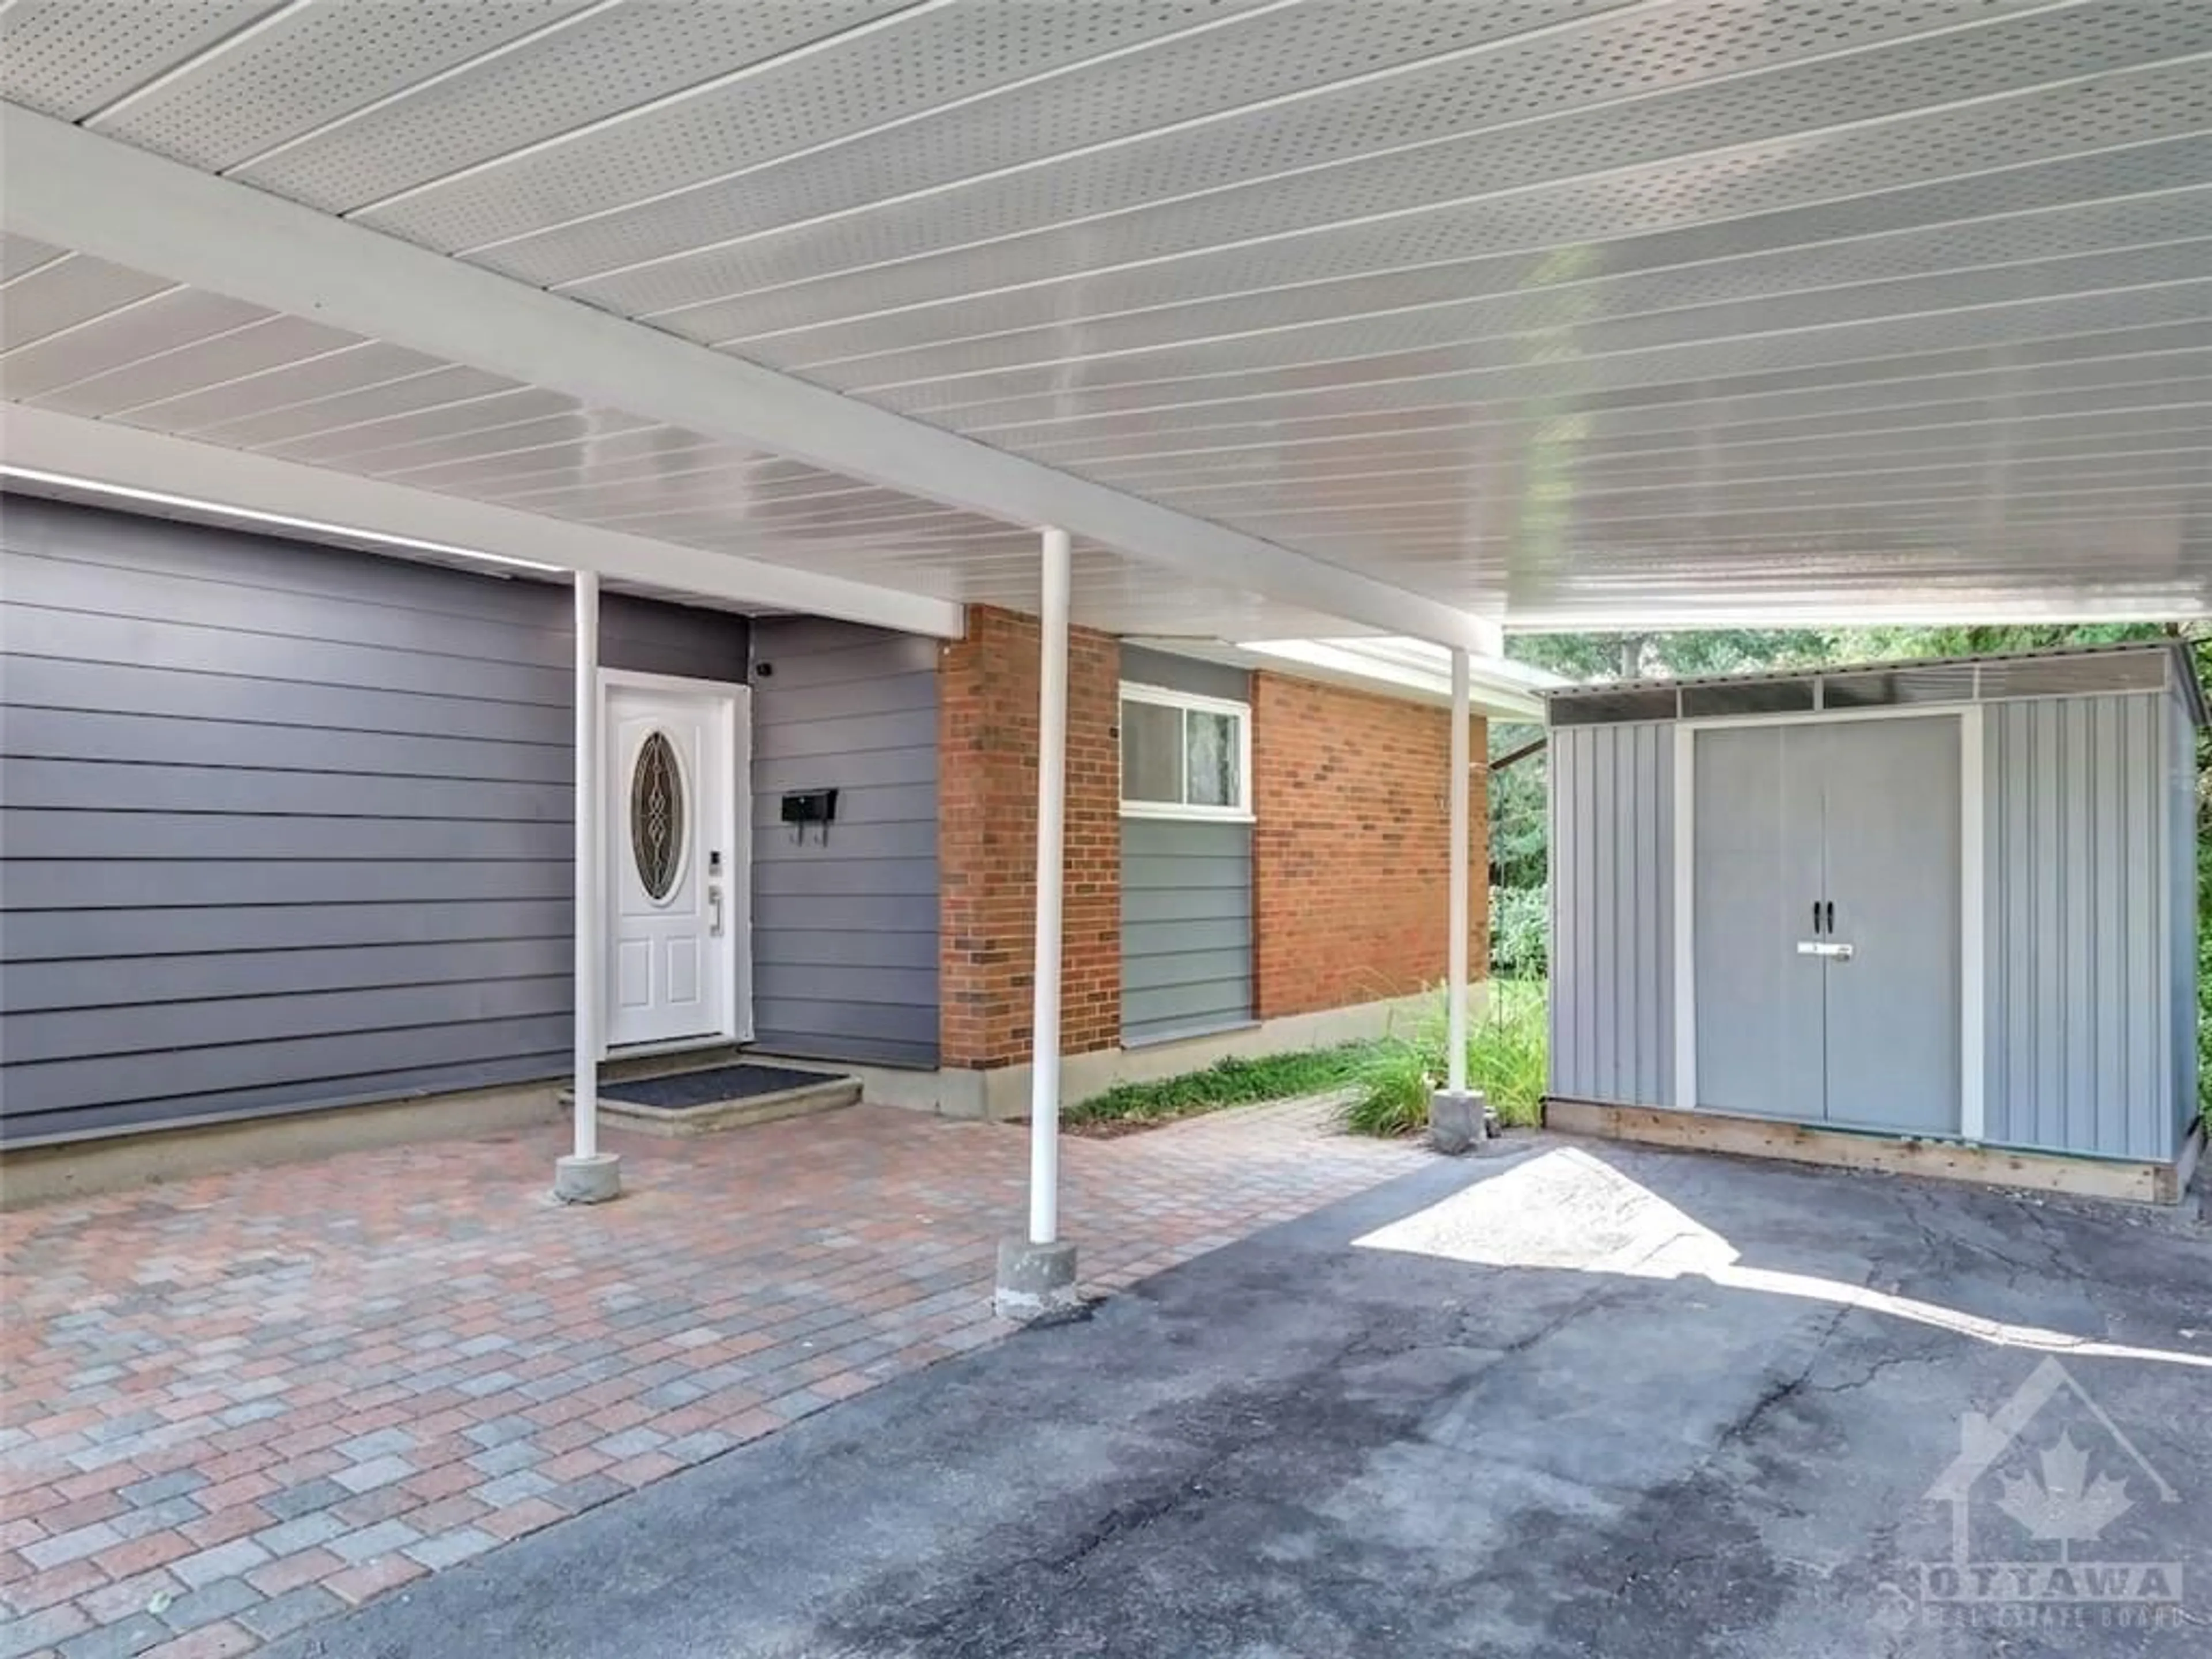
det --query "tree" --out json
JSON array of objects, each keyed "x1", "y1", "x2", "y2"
[{"x1": 1507, "y1": 628, "x2": 1828, "y2": 684}]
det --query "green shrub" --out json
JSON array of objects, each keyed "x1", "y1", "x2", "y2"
[
  {"x1": 1342, "y1": 979, "x2": 1550, "y2": 1137},
  {"x1": 1490, "y1": 884, "x2": 1548, "y2": 978}
]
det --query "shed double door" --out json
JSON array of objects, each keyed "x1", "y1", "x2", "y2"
[{"x1": 1692, "y1": 715, "x2": 1961, "y2": 1134}]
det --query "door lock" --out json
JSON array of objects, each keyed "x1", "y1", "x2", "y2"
[{"x1": 1795, "y1": 941, "x2": 1854, "y2": 960}]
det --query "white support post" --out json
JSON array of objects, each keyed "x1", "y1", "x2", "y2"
[
  {"x1": 554, "y1": 570, "x2": 620, "y2": 1203},
  {"x1": 997, "y1": 527, "x2": 1080, "y2": 1317},
  {"x1": 1426, "y1": 646, "x2": 1487, "y2": 1154},
  {"x1": 1029, "y1": 527, "x2": 1071, "y2": 1246},
  {"x1": 574, "y1": 569, "x2": 601, "y2": 1161},
  {"x1": 1447, "y1": 647, "x2": 1472, "y2": 1096}
]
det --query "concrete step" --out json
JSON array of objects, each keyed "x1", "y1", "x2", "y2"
[{"x1": 561, "y1": 1066, "x2": 861, "y2": 1139}]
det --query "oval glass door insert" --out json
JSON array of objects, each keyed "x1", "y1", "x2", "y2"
[{"x1": 629, "y1": 730, "x2": 685, "y2": 902}]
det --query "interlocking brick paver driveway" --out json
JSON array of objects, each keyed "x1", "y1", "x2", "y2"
[{"x1": 1, "y1": 1100, "x2": 1425, "y2": 1657}]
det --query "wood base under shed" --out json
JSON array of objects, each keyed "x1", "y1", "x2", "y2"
[{"x1": 1543, "y1": 1097, "x2": 2203, "y2": 1207}]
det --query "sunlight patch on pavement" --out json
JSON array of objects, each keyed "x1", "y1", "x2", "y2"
[{"x1": 1355, "y1": 1147, "x2": 2212, "y2": 1370}]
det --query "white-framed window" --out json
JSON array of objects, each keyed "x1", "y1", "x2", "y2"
[{"x1": 1119, "y1": 682, "x2": 1253, "y2": 820}]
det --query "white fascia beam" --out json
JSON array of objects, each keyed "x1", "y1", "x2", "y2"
[
  {"x1": 1, "y1": 106, "x2": 1504, "y2": 656},
  {"x1": 1143, "y1": 635, "x2": 1546, "y2": 719},
  {"x1": 0, "y1": 407, "x2": 967, "y2": 638}
]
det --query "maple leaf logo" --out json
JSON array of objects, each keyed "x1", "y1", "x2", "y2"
[{"x1": 1995, "y1": 1431, "x2": 2136, "y2": 1543}]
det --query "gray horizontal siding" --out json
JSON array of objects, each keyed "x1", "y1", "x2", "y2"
[
  {"x1": 749, "y1": 617, "x2": 940, "y2": 1067},
  {"x1": 1986, "y1": 693, "x2": 2180, "y2": 1161},
  {"x1": 1119, "y1": 645, "x2": 1250, "y2": 703},
  {"x1": 1121, "y1": 818, "x2": 1253, "y2": 1046},
  {"x1": 1548, "y1": 722, "x2": 1674, "y2": 1107},
  {"x1": 1116, "y1": 650, "x2": 1254, "y2": 1046},
  {"x1": 0, "y1": 494, "x2": 747, "y2": 1144}
]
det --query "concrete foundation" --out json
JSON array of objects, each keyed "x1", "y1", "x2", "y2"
[
  {"x1": 0, "y1": 1081, "x2": 562, "y2": 1211},
  {"x1": 994, "y1": 1237, "x2": 1081, "y2": 1321},
  {"x1": 581, "y1": 1077, "x2": 860, "y2": 1139},
  {"x1": 1429, "y1": 1089, "x2": 1491, "y2": 1155},
  {"x1": 552, "y1": 1152, "x2": 623, "y2": 1205}
]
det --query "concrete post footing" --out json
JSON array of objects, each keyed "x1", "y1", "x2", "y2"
[
  {"x1": 1429, "y1": 1089, "x2": 1492, "y2": 1156},
  {"x1": 995, "y1": 1236, "x2": 1080, "y2": 1321},
  {"x1": 552, "y1": 1152, "x2": 622, "y2": 1205}
]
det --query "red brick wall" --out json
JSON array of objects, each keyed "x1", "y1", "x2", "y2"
[
  {"x1": 1251, "y1": 672, "x2": 1488, "y2": 1019},
  {"x1": 937, "y1": 606, "x2": 1120, "y2": 1068}
]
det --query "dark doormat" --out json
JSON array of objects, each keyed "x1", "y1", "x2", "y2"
[{"x1": 600, "y1": 1063, "x2": 846, "y2": 1110}]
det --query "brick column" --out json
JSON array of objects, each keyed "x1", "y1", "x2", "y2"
[
  {"x1": 938, "y1": 606, "x2": 1120, "y2": 1067},
  {"x1": 1251, "y1": 671, "x2": 1488, "y2": 1019}
]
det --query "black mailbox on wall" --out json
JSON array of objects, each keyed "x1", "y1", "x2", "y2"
[{"x1": 781, "y1": 788, "x2": 838, "y2": 844}]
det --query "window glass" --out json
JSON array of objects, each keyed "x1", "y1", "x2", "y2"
[
  {"x1": 1679, "y1": 679, "x2": 1815, "y2": 717},
  {"x1": 1548, "y1": 687, "x2": 1680, "y2": 725},
  {"x1": 1185, "y1": 709, "x2": 1239, "y2": 807},
  {"x1": 1822, "y1": 666, "x2": 1976, "y2": 707},
  {"x1": 1120, "y1": 699, "x2": 1183, "y2": 803},
  {"x1": 629, "y1": 730, "x2": 685, "y2": 902}
]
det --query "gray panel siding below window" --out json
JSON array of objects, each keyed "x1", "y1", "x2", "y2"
[
  {"x1": 748, "y1": 617, "x2": 940, "y2": 1068},
  {"x1": 0, "y1": 494, "x2": 748, "y2": 1145},
  {"x1": 1984, "y1": 693, "x2": 2178, "y2": 1161},
  {"x1": 1547, "y1": 722, "x2": 1674, "y2": 1108},
  {"x1": 1121, "y1": 817, "x2": 1253, "y2": 1046}
]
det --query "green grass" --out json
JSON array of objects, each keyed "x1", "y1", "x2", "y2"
[
  {"x1": 1064, "y1": 1044, "x2": 1370, "y2": 1131},
  {"x1": 1340, "y1": 979, "x2": 1550, "y2": 1138}
]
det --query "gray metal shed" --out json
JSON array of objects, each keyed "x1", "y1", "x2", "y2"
[{"x1": 1544, "y1": 643, "x2": 2204, "y2": 1181}]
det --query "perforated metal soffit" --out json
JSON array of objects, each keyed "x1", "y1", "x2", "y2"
[{"x1": 2, "y1": 0, "x2": 2207, "y2": 630}]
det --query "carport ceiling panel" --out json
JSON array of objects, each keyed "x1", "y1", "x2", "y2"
[
  {"x1": 178, "y1": 363, "x2": 529, "y2": 451},
  {"x1": 1016, "y1": 338, "x2": 2212, "y2": 468},
  {"x1": 759, "y1": 145, "x2": 2212, "y2": 370},
  {"x1": 35, "y1": 315, "x2": 370, "y2": 420},
  {"x1": 0, "y1": 268, "x2": 1024, "y2": 616},
  {"x1": 0, "y1": 0, "x2": 279, "y2": 122},
  {"x1": 814, "y1": 194, "x2": 2212, "y2": 394},
  {"x1": 1082, "y1": 401, "x2": 2212, "y2": 493},
  {"x1": 0, "y1": 232, "x2": 67, "y2": 283},
  {"x1": 79, "y1": 2, "x2": 608, "y2": 171},
  {"x1": 227, "y1": 0, "x2": 913, "y2": 214},
  {"x1": 453, "y1": 0, "x2": 1635, "y2": 289},
  {"x1": 1150, "y1": 429, "x2": 2212, "y2": 506},
  {"x1": 350, "y1": 0, "x2": 1296, "y2": 255},
  {"x1": 0, "y1": 253, "x2": 176, "y2": 353},
  {"x1": 858, "y1": 242, "x2": 2212, "y2": 419},
  {"x1": 671, "y1": 59, "x2": 2212, "y2": 355},
  {"x1": 960, "y1": 282, "x2": 2212, "y2": 452},
  {"x1": 106, "y1": 342, "x2": 454, "y2": 437},
  {"x1": 564, "y1": 1, "x2": 2203, "y2": 326},
  {"x1": 0, "y1": 288, "x2": 278, "y2": 403}
]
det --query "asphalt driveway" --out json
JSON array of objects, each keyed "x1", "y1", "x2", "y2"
[{"x1": 264, "y1": 1140, "x2": 2212, "y2": 1659}]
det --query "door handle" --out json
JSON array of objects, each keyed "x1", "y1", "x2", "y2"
[
  {"x1": 1823, "y1": 900, "x2": 1835, "y2": 934},
  {"x1": 707, "y1": 884, "x2": 724, "y2": 937},
  {"x1": 1812, "y1": 901, "x2": 1823, "y2": 937},
  {"x1": 1796, "y1": 941, "x2": 1854, "y2": 960}
]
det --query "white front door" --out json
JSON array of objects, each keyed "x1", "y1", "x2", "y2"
[{"x1": 603, "y1": 677, "x2": 744, "y2": 1050}]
